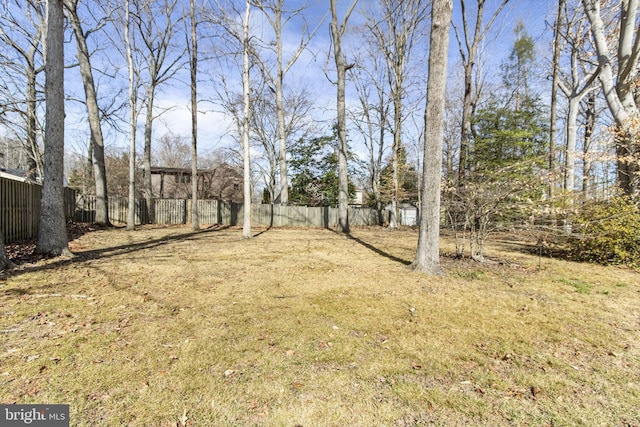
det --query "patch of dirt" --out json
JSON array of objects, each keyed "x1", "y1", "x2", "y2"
[{"x1": 4, "y1": 222, "x2": 104, "y2": 265}]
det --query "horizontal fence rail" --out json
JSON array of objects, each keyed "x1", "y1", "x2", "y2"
[
  {"x1": 77, "y1": 195, "x2": 389, "y2": 228},
  {"x1": 1, "y1": 177, "x2": 76, "y2": 244}
]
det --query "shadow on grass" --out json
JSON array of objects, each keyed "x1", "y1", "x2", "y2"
[
  {"x1": 343, "y1": 231, "x2": 412, "y2": 266},
  {"x1": 2, "y1": 224, "x2": 233, "y2": 281}
]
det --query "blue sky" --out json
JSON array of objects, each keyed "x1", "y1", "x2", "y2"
[{"x1": 147, "y1": 0, "x2": 558, "y2": 157}]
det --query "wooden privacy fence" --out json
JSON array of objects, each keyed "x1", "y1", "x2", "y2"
[
  {"x1": 1, "y1": 176, "x2": 76, "y2": 244},
  {"x1": 77, "y1": 195, "x2": 388, "y2": 228}
]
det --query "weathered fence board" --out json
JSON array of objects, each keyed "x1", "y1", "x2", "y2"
[
  {"x1": 77, "y1": 195, "x2": 388, "y2": 228},
  {"x1": 1, "y1": 177, "x2": 76, "y2": 244}
]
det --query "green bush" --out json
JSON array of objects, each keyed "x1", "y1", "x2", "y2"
[{"x1": 566, "y1": 196, "x2": 640, "y2": 269}]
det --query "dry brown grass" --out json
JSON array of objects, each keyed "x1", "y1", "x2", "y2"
[{"x1": 1, "y1": 225, "x2": 639, "y2": 426}]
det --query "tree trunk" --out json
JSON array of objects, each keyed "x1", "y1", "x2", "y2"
[
  {"x1": 582, "y1": 93, "x2": 596, "y2": 195},
  {"x1": 66, "y1": 0, "x2": 110, "y2": 226},
  {"x1": 329, "y1": 0, "x2": 359, "y2": 234},
  {"x1": 0, "y1": 230, "x2": 14, "y2": 271},
  {"x1": 564, "y1": 96, "x2": 580, "y2": 193},
  {"x1": 549, "y1": 0, "x2": 564, "y2": 198},
  {"x1": 37, "y1": 0, "x2": 70, "y2": 257},
  {"x1": 455, "y1": 0, "x2": 509, "y2": 185},
  {"x1": 125, "y1": 0, "x2": 137, "y2": 231},
  {"x1": 26, "y1": 66, "x2": 39, "y2": 180},
  {"x1": 190, "y1": 0, "x2": 199, "y2": 230},
  {"x1": 583, "y1": 0, "x2": 640, "y2": 194},
  {"x1": 144, "y1": 92, "x2": 155, "y2": 224},
  {"x1": 412, "y1": 0, "x2": 452, "y2": 275},
  {"x1": 242, "y1": 0, "x2": 252, "y2": 239}
]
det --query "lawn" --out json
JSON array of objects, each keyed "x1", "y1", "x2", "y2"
[{"x1": 1, "y1": 225, "x2": 639, "y2": 426}]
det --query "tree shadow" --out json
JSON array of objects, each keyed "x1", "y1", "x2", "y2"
[
  {"x1": 3, "y1": 224, "x2": 233, "y2": 280},
  {"x1": 342, "y1": 230, "x2": 412, "y2": 266}
]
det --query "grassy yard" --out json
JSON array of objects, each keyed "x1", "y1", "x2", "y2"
[{"x1": 1, "y1": 225, "x2": 639, "y2": 426}]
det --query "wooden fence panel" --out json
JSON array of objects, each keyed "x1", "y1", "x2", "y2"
[
  {"x1": 66, "y1": 194, "x2": 387, "y2": 229},
  {"x1": 1, "y1": 177, "x2": 76, "y2": 244}
]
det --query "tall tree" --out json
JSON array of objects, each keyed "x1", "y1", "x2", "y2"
[
  {"x1": 557, "y1": 2, "x2": 599, "y2": 194},
  {"x1": 132, "y1": 0, "x2": 184, "y2": 224},
  {"x1": 253, "y1": 0, "x2": 324, "y2": 206},
  {"x1": 241, "y1": 0, "x2": 252, "y2": 238},
  {"x1": 348, "y1": 49, "x2": 389, "y2": 214},
  {"x1": 188, "y1": 0, "x2": 199, "y2": 230},
  {"x1": 0, "y1": 0, "x2": 45, "y2": 180},
  {"x1": 125, "y1": 0, "x2": 138, "y2": 230},
  {"x1": 548, "y1": 0, "x2": 564, "y2": 197},
  {"x1": 582, "y1": 0, "x2": 640, "y2": 194},
  {"x1": 365, "y1": 0, "x2": 429, "y2": 229},
  {"x1": 64, "y1": 0, "x2": 111, "y2": 226},
  {"x1": 36, "y1": 0, "x2": 70, "y2": 256},
  {"x1": 412, "y1": 0, "x2": 452, "y2": 274},
  {"x1": 328, "y1": 0, "x2": 359, "y2": 233},
  {"x1": 453, "y1": 0, "x2": 510, "y2": 184}
]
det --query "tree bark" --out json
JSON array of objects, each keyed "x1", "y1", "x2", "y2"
[
  {"x1": 548, "y1": 0, "x2": 563, "y2": 198},
  {"x1": 0, "y1": 230, "x2": 14, "y2": 271},
  {"x1": 583, "y1": 0, "x2": 640, "y2": 194},
  {"x1": 190, "y1": 0, "x2": 199, "y2": 230},
  {"x1": 329, "y1": 0, "x2": 359, "y2": 233},
  {"x1": 66, "y1": 0, "x2": 110, "y2": 226},
  {"x1": 412, "y1": 0, "x2": 452, "y2": 275},
  {"x1": 242, "y1": 0, "x2": 252, "y2": 239},
  {"x1": 125, "y1": 0, "x2": 137, "y2": 231},
  {"x1": 36, "y1": 0, "x2": 71, "y2": 257}
]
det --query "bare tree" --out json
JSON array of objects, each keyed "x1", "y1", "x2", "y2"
[
  {"x1": 582, "y1": 0, "x2": 640, "y2": 194},
  {"x1": 188, "y1": 0, "x2": 199, "y2": 230},
  {"x1": 412, "y1": 0, "x2": 452, "y2": 275},
  {"x1": 548, "y1": 0, "x2": 564, "y2": 198},
  {"x1": 253, "y1": 0, "x2": 325, "y2": 205},
  {"x1": 36, "y1": 0, "x2": 70, "y2": 256},
  {"x1": 0, "y1": 0, "x2": 46, "y2": 180},
  {"x1": 251, "y1": 84, "x2": 315, "y2": 204},
  {"x1": 328, "y1": 0, "x2": 359, "y2": 233},
  {"x1": 131, "y1": 0, "x2": 185, "y2": 224},
  {"x1": 242, "y1": 0, "x2": 252, "y2": 238},
  {"x1": 64, "y1": 0, "x2": 111, "y2": 225},
  {"x1": 365, "y1": 0, "x2": 429, "y2": 229},
  {"x1": 125, "y1": 0, "x2": 138, "y2": 231},
  {"x1": 348, "y1": 49, "x2": 389, "y2": 215},
  {"x1": 557, "y1": 2, "x2": 599, "y2": 195},
  {"x1": 453, "y1": 0, "x2": 510, "y2": 184}
]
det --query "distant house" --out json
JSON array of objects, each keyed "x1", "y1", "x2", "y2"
[{"x1": 149, "y1": 164, "x2": 243, "y2": 202}]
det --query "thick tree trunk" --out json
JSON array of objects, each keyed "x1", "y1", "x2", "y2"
[
  {"x1": 583, "y1": 0, "x2": 640, "y2": 194},
  {"x1": 37, "y1": 0, "x2": 70, "y2": 257},
  {"x1": 66, "y1": 1, "x2": 110, "y2": 226},
  {"x1": 412, "y1": 0, "x2": 452, "y2": 275},
  {"x1": 0, "y1": 230, "x2": 13, "y2": 271}
]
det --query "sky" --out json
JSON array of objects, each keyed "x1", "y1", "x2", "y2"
[
  {"x1": 0, "y1": 0, "x2": 560, "y2": 174},
  {"x1": 142, "y1": 0, "x2": 558, "y2": 162}
]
